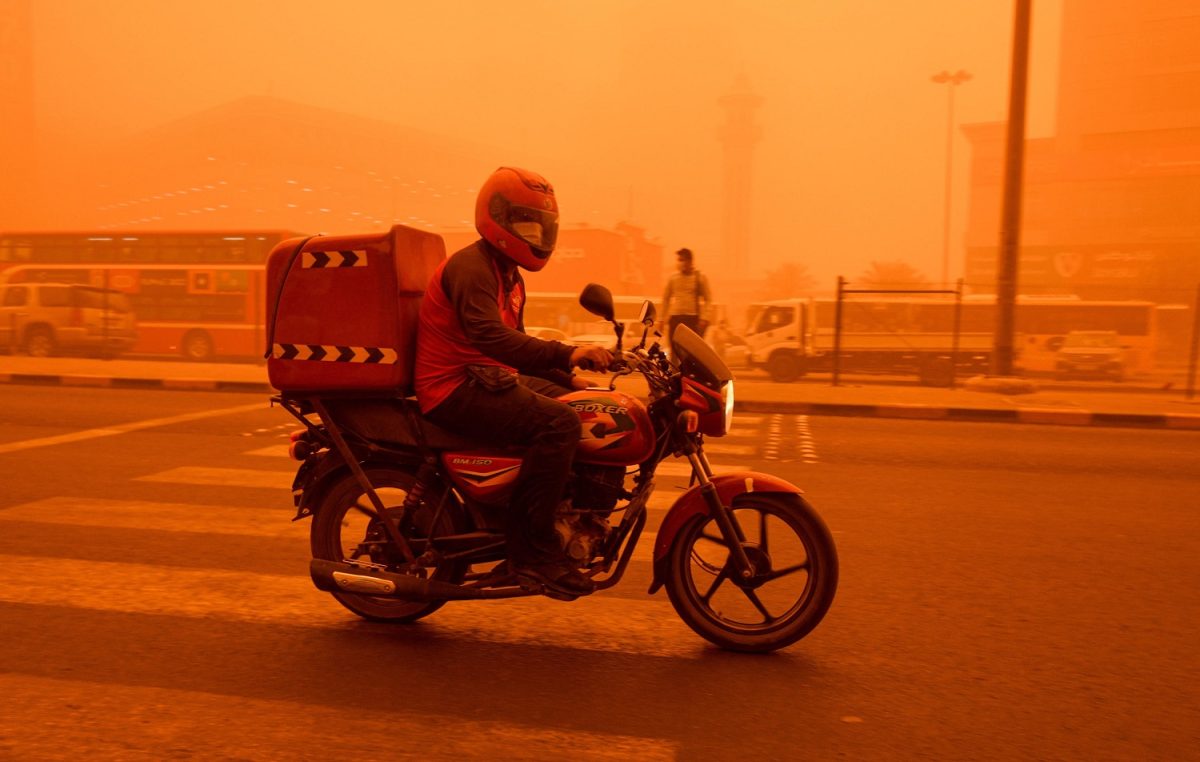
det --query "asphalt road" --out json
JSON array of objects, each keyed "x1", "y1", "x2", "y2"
[{"x1": 0, "y1": 385, "x2": 1197, "y2": 760}]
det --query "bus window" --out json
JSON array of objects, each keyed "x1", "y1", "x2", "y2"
[{"x1": 73, "y1": 287, "x2": 133, "y2": 313}]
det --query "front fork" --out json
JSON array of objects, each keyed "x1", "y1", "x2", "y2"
[{"x1": 683, "y1": 445, "x2": 757, "y2": 583}]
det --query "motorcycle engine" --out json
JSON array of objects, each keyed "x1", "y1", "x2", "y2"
[
  {"x1": 554, "y1": 510, "x2": 611, "y2": 564},
  {"x1": 555, "y1": 464, "x2": 627, "y2": 563},
  {"x1": 571, "y1": 464, "x2": 626, "y2": 513}
]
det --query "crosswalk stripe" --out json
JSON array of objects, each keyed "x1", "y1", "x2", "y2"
[
  {"x1": 0, "y1": 497, "x2": 303, "y2": 539},
  {"x1": 654, "y1": 460, "x2": 737, "y2": 478},
  {"x1": 139, "y1": 462, "x2": 746, "y2": 489},
  {"x1": 701, "y1": 443, "x2": 756, "y2": 456},
  {"x1": 0, "y1": 553, "x2": 698, "y2": 657},
  {"x1": 0, "y1": 674, "x2": 677, "y2": 761},
  {"x1": 249, "y1": 441, "x2": 757, "y2": 459},
  {"x1": 136, "y1": 466, "x2": 293, "y2": 489},
  {"x1": 247, "y1": 444, "x2": 291, "y2": 457},
  {"x1": 1, "y1": 494, "x2": 680, "y2": 562}
]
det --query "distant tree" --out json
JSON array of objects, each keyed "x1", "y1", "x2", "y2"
[
  {"x1": 761, "y1": 262, "x2": 817, "y2": 300},
  {"x1": 855, "y1": 260, "x2": 930, "y2": 289}
]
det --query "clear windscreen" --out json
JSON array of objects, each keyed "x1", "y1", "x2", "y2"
[{"x1": 672, "y1": 323, "x2": 733, "y2": 388}]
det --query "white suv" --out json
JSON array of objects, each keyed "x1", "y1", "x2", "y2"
[{"x1": 0, "y1": 282, "x2": 137, "y2": 358}]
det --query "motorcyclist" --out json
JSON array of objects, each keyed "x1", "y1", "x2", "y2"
[{"x1": 414, "y1": 166, "x2": 612, "y2": 598}]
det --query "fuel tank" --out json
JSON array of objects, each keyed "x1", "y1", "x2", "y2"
[{"x1": 559, "y1": 390, "x2": 655, "y2": 466}]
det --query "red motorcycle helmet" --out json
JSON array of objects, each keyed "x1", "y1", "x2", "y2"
[{"x1": 475, "y1": 166, "x2": 559, "y2": 271}]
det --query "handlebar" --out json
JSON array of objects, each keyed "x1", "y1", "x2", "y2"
[{"x1": 577, "y1": 346, "x2": 674, "y2": 394}]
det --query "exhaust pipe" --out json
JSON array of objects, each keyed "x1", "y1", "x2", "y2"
[{"x1": 310, "y1": 558, "x2": 490, "y2": 601}]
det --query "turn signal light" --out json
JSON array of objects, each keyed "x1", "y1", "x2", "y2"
[
  {"x1": 677, "y1": 410, "x2": 700, "y2": 433},
  {"x1": 289, "y1": 440, "x2": 313, "y2": 461},
  {"x1": 289, "y1": 429, "x2": 307, "y2": 442}
]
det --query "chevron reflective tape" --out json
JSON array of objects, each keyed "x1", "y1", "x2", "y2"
[
  {"x1": 301, "y1": 250, "x2": 367, "y2": 268},
  {"x1": 272, "y1": 344, "x2": 398, "y2": 364}
]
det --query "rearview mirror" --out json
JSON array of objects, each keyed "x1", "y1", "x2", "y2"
[
  {"x1": 638, "y1": 300, "x2": 656, "y2": 326},
  {"x1": 579, "y1": 283, "x2": 615, "y2": 322}
]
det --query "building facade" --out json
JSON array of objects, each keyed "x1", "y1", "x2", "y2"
[{"x1": 963, "y1": 0, "x2": 1200, "y2": 314}]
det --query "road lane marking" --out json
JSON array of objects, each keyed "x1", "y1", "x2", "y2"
[
  {"x1": 0, "y1": 553, "x2": 700, "y2": 657},
  {"x1": 763, "y1": 413, "x2": 783, "y2": 460},
  {"x1": 0, "y1": 402, "x2": 264, "y2": 456},
  {"x1": 797, "y1": 415, "x2": 819, "y2": 464},
  {"x1": 0, "y1": 675, "x2": 678, "y2": 762}
]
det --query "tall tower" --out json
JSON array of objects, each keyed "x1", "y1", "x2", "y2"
[
  {"x1": 0, "y1": 0, "x2": 38, "y2": 230},
  {"x1": 717, "y1": 74, "x2": 763, "y2": 277}
]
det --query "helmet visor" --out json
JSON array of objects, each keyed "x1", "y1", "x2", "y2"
[{"x1": 508, "y1": 205, "x2": 559, "y2": 251}]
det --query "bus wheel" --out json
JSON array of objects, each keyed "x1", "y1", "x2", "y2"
[
  {"x1": 24, "y1": 326, "x2": 57, "y2": 358},
  {"x1": 181, "y1": 330, "x2": 215, "y2": 361},
  {"x1": 767, "y1": 352, "x2": 804, "y2": 383},
  {"x1": 919, "y1": 357, "x2": 954, "y2": 387}
]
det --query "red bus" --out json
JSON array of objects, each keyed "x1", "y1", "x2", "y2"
[{"x1": 0, "y1": 231, "x2": 299, "y2": 360}]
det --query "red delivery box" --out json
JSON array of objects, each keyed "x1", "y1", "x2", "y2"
[{"x1": 266, "y1": 224, "x2": 445, "y2": 393}]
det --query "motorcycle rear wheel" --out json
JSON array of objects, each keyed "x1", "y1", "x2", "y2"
[
  {"x1": 310, "y1": 466, "x2": 467, "y2": 623},
  {"x1": 665, "y1": 494, "x2": 838, "y2": 653}
]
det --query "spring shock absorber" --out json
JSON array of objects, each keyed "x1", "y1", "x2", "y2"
[{"x1": 398, "y1": 459, "x2": 446, "y2": 566}]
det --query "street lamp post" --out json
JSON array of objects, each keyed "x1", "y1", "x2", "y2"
[{"x1": 931, "y1": 69, "x2": 972, "y2": 288}]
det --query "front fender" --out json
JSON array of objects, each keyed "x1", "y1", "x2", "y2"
[{"x1": 647, "y1": 471, "x2": 804, "y2": 594}]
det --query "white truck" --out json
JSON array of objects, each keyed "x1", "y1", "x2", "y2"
[{"x1": 742, "y1": 298, "x2": 997, "y2": 386}]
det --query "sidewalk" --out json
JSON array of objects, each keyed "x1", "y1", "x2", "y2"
[{"x1": 2, "y1": 355, "x2": 1199, "y2": 430}]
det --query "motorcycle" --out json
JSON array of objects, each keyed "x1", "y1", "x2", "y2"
[{"x1": 274, "y1": 283, "x2": 837, "y2": 652}]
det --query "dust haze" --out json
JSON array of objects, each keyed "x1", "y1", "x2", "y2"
[{"x1": 16, "y1": 0, "x2": 1064, "y2": 288}]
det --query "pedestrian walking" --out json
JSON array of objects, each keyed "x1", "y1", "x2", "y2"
[{"x1": 660, "y1": 247, "x2": 712, "y2": 348}]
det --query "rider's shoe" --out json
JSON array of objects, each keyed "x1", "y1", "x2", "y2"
[{"x1": 514, "y1": 559, "x2": 596, "y2": 599}]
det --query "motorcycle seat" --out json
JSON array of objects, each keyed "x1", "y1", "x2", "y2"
[{"x1": 318, "y1": 396, "x2": 482, "y2": 451}]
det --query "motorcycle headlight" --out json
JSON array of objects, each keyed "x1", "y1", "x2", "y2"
[{"x1": 721, "y1": 380, "x2": 734, "y2": 435}]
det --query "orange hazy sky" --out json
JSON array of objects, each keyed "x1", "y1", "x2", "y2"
[{"x1": 29, "y1": 0, "x2": 1063, "y2": 287}]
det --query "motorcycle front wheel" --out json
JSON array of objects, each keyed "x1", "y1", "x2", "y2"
[
  {"x1": 665, "y1": 494, "x2": 838, "y2": 653},
  {"x1": 310, "y1": 466, "x2": 467, "y2": 623}
]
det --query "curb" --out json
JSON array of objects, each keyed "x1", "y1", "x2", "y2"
[
  {"x1": 735, "y1": 399, "x2": 1200, "y2": 430},
  {"x1": 0, "y1": 373, "x2": 275, "y2": 395},
  {"x1": 4, "y1": 372, "x2": 1199, "y2": 430}
]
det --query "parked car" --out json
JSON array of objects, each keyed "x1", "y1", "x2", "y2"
[
  {"x1": 1054, "y1": 330, "x2": 1125, "y2": 380},
  {"x1": 0, "y1": 282, "x2": 137, "y2": 358},
  {"x1": 524, "y1": 326, "x2": 571, "y2": 343}
]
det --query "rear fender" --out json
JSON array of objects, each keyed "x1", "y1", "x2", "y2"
[
  {"x1": 290, "y1": 449, "x2": 421, "y2": 521},
  {"x1": 647, "y1": 471, "x2": 804, "y2": 594},
  {"x1": 290, "y1": 450, "x2": 347, "y2": 521}
]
